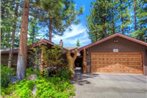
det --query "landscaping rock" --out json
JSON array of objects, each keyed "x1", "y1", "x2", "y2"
[
  {"x1": 32, "y1": 85, "x2": 37, "y2": 95},
  {"x1": 11, "y1": 76, "x2": 18, "y2": 83},
  {"x1": 28, "y1": 74, "x2": 37, "y2": 80}
]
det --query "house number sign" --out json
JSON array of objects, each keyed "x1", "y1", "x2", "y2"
[{"x1": 113, "y1": 49, "x2": 119, "y2": 52}]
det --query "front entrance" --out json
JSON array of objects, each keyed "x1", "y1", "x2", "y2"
[{"x1": 75, "y1": 56, "x2": 83, "y2": 73}]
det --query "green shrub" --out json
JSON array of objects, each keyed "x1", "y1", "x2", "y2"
[
  {"x1": 1, "y1": 65, "x2": 14, "y2": 87},
  {"x1": 2, "y1": 76, "x2": 75, "y2": 98},
  {"x1": 56, "y1": 67, "x2": 72, "y2": 80},
  {"x1": 26, "y1": 67, "x2": 40, "y2": 77}
]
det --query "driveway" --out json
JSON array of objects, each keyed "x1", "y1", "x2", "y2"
[{"x1": 73, "y1": 74, "x2": 147, "y2": 98}]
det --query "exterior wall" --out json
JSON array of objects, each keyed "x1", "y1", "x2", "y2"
[
  {"x1": 143, "y1": 50, "x2": 147, "y2": 75},
  {"x1": 1, "y1": 53, "x2": 18, "y2": 67},
  {"x1": 86, "y1": 37, "x2": 147, "y2": 75}
]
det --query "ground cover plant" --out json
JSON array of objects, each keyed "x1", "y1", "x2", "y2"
[{"x1": 1, "y1": 67, "x2": 75, "y2": 98}]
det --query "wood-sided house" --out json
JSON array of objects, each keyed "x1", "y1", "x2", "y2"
[
  {"x1": 78, "y1": 33, "x2": 147, "y2": 75},
  {"x1": 1, "y1": 33, "x2": 147, "y2": 75},
  {"x1": 1, "y1": 39, "x2": 67, "y2": 67}
]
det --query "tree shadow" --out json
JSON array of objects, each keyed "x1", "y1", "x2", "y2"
[
  {"x1": 71, "y1": 73, "x2": 99, "y2": 85},
  {"x1": 97, "y1": 74, "x2": 147, "y2": 83},
  {"x1": 89, "y1": 86, "x2": 147, "y2": 93}
]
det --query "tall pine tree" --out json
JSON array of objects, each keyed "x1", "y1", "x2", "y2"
[
  {"x1": 117, "y1": 0, "x2": 131, "y2": 34},
  {"x1": 131, "y1": 0, "x2": 147, "y2": 40},
  {"x1": 87, "y1": 0, "x2": 116, "y2": 42},
  {"x1": 17, "y1": 0, "x2": 29, "y2": 80},
  {"x1": 34, "y1": 0, "x2": 82, "y2": 42}
]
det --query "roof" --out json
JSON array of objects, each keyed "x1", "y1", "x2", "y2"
[
  {"x1": 65, "y1": 47, "x2": 78, "y2": 50},
  {"x1": 1, "y1": 39, "x2": 61, "y2": 54},
  {"x1": 79, "y1": 33, "x2": 147, "y2": 51},
  {"x1": 30, "y1": 39, "x2": 54, "y2": 48},
  {"x1": 0, "y1": 48, "x2": 18, "y2": 54}
]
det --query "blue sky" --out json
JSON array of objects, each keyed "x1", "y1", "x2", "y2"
[{"x1": 52, "y1": 0, "x2": 94, "y2": 47}]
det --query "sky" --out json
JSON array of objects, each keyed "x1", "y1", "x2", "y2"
[{"x1": 52, "y1": 0, "x2": 94, "y2": 47}]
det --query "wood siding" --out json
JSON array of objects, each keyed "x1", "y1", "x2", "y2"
[{"x1": 87, "y1": 37, "x2": 147, "y2": 75}]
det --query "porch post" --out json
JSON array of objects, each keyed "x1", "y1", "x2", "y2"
[
  {"x1": 83, "y1": 48, "x2": 87, "y2": 73},
  {"x1": 40, "y1": 45, "x2": 45, "y2": 75}
]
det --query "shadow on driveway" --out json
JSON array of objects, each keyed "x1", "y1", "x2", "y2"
[{"x1": 73, "y1": 74, "x2": 147, "y2": 98}]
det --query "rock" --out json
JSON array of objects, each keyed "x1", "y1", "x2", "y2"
[
  {"x1": 28, "y1": 74, "x2": 37, "y2": 80},
  {"x1": 32, "y1": 85, "x2": 37, "y2": 95},
  {"x1": 11, "y1": 76, "x2": 18, "y2": 83}
]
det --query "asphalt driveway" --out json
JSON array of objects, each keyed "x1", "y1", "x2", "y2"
[{"x1": 73, "y1": 74, "x2": 147, "y2": 98}]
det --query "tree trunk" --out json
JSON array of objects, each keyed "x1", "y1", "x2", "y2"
[
  {"x1": 40, "y1": 46, "x2": 45, "y2": 75},
  {"x1": 66, "y1": 49, "x2": 78, "y2": 78},
  {"x1": 17, "y1": 0, "x2": 29, "y2": 80},
  {"x1": 49, "y1": 18, "x2": 53, "y2": 42},
  {"x1": 102, "y1": 16, "x2": 107, "y2": 38},
  {"x1": 112, "y1": 19, "x2": 115, "y2": 34},
  {"x1": 82, "y1": 48, "x2": 87, "y2": 73},
  {"x1": 133, "y1": 0, "x2": 137, "y2": 30},
  {"x1": 95, "y1": 31, "x2": 98, "y2": 42},
  {"x1": 32, "y1": 25, "x2": 35, "y2": 43},
  {"x1": 120, "y1": 0, "x2": 124, "y2": 34},
  {"x1": 112, "y1": 7, "x2": 115, "y2": 34},
  {"x1": 8, "y1": 2, "x2": 19, "y2": 68}
]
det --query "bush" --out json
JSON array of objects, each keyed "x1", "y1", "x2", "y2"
[
  {"x1": 26, "y1": 67, "x2": 40, "y2": 77},
  {"x1": 56, "y1": 67, "x2": 72, "y2": 80},
  {"x1": 41, "y1": 45, "x2": 65, "y2": 67},
  {"x1": 1, "y1": 65, "x2": 14, "y2": 87},
  {"x1": 2, "y1": 76, "x2": 75, "y2": 98},
  {"x1": 42, "y1": 66, "x2": 72, "y2": 80},
  {"x1": 1, "y1": 66, "x2": 75, "y2": 98}
]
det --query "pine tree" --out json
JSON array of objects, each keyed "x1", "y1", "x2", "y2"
[
  {"x1": 28, "y1": 17, "x2": 40, "y2": 45},
  {"x1": 1, "y1": 0, "x2": 16, "y2": 48},
  {"x1": 133, "y1": 0, "x2": 137, "y2": 31},
  {"x1": 131, "y1": 0, "x2": 147, "y2": 40},
  {"x1": 76, "y1": 39, "x2": 80, "y2": 47},
  {"x1": 87, "y1": 0, "x2": 116, "y2": 42},
  {"x1": 117, "y1": 0, "x2": 131, "y2": 34},
  {"x1": 34, "y1": 0, "x2": 82, "y2": 42},
  {"x1": 17, "y1": 0, "x2": 29, "y2": 80},
  {"x1": 8, "y1": 0, "x2": 19, "y2": 67}
]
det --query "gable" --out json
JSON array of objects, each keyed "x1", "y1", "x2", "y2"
[
  {"x1": 79, "y1": 33, "x2": 147, "y2": 51},
  {"x1": 90, "y1": 36, "x2": 147, "y2": 52}
]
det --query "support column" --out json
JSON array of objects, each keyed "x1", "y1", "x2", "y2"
[
  {"x1": 83, "y1": 48, "x2": 87, "y2": 73},
  {"x1": 40, "y1": 46, "x2": 45, "y2": 75}
]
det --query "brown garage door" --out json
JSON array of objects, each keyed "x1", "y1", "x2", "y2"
[{"x1": 91, "y1": 52, "x2": 143, "y2": 74}]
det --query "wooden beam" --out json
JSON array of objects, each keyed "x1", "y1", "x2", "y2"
[
  {"x1": 40, "y1": 45, "x2": 45, "y2": 75},
  {"x1": 83, "y1": 48, "x2": 87, "y2": 73}
]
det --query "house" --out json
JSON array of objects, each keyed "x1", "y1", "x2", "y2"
[
  {"x1": 78, "y1": 33, "x2": 147, "y2": 75},
  {"x1": 1, "y1": 39, "x2": 65, "y2": 67},
  {"x1": 1, "y1": 48, "x2": 18, "y2": 66},
  {"x1": 1, "y1": 33, "x2": 147, "y2": 75}
]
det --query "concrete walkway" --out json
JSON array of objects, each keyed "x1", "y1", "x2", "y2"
[{"x1": 73, "y1": 74, "x2": 147, "y2": 98}]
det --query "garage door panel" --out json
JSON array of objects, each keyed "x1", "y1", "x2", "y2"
[{"x1": 91, "y1": 52, "x2": 143, "y2": 74}]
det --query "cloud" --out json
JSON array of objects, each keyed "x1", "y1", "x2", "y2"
[{"x1": 52, "y1": 24, "x2": 91, "y2": 47}]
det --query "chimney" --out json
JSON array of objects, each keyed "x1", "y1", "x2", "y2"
[{"x1": 59, "y1": 39, "x2": 63, "y2": 48}]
